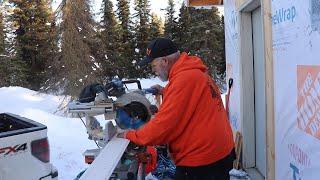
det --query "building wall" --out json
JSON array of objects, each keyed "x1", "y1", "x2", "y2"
[
  {"x1": 272, "y1": 0, "x2": 320, "y2": 179},
  {"x1": 225, "y1": 0, "x2": 320, "y2": 179},
  {"x1": 224, "y1": 0, "x2": 242, "y2": 134}
]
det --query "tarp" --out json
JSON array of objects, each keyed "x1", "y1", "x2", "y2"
[
  {"x1": 225, "y1": 0, "x2": 320, "y2": 179},
  {"x1": 272, "y1": 0, "x2": 320, "y2": 179},
  {"x1": 224, "y1": 0, "x2": 241, "y2": 133}
]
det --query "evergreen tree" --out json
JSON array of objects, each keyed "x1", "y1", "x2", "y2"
[
  {"x1": 177, "y1": 2, "x2": 191, "y2": 52},
  {"x1": 0, "y1": 2, "x2": 29, "y2": 87},
  {"x1": 0, "y1": 5, "x2": 8, "y2": 86},
  {"x1": 133, "y1": 0, "x2": 153, "y2": 77},
  {"x1": 137, "y1": 13, "x2": 163, "y2": 77},
  {"x1": 40, "y1": 14, "x2": 61, "y2": 92},
  {"x1": 48, "y1": 0, "x2": 103, "y2": 96},
  {"x1": 0, "y1": 5, "x2": 29, "y2": 87},
  {"x1": 116, "y1": 0, "x2": 136, "y2": 78},
  {"x1": 9, "y1": 0, "x2": 56, "y2": 90},
  {"x1": 0, "y1": 57, "x2": 29, "y2": 87},
  {"x1": 149, "y1": 13, "x2": 163, "y2": 40},
  {"x1": 0, "y1": 5, "x2": 5, "y2": 55},
  {"x1": 187, "y1": 7, "x2": 226, "y2": 90},
  {"x1": 100, "y1": 0, "x2": 119, "y2": 78},
  {"x1": 133, "y1": 0, "x2": 150, "y2": 61},
  {"x1": 164, "y1": 0, "x2": 178, "y2": 43},
  {"x1": 219, "y1": 15, "x2": 225, "y2": 74}
]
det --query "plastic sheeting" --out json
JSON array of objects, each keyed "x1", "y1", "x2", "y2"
[
  {"x1": 225, "y1": 0, "x2": 320, "y2": 179},
  {"x1": 272, "y1": 0, "x2": 320, "y2": 179},
  {"x1": 224, "y1": 0, "x2": 241, "y2": 133}
]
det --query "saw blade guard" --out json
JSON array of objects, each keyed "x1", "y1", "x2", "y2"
[{"x1": 114, "y1": 92, "x2": 152, "y2": 130}]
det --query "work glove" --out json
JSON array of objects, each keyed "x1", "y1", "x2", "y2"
[
  {"x1": 135, "y1": 152, "x2": 152, "y2": 164},
  {"x1": 116, "y1": 128, "x2": 128, "y2": 139}
]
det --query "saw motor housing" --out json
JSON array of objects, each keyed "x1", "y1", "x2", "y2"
[{"x1": 68, "y1": 79, "x2": 153, "y2": 147}]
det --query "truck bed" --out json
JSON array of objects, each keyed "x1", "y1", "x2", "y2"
[{"x1": 0, "y1": 113, "x2": 46, "y2": 138}]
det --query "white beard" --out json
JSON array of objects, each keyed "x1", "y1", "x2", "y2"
[{"x1": 158, "y1": 68, "x2": 168, "y2": 82}]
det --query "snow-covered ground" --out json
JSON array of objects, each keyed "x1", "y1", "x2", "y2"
[
  {"x1": 0, "y1": 78, "x2": 234, "y2": 180},
  {"x1": 0, "y1": 78, "x2": 166, "y2": 180}
]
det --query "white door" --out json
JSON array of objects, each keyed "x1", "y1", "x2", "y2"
[{"x1": 252, "y1": 6, "x2": 266, "y2": 177}]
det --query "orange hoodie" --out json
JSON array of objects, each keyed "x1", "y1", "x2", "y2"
[{"x1": 126, "y1": 52, "x2": 234, "y2": 166}]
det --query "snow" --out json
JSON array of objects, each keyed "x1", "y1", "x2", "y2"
[
  {"x1": 230, "y1": 169, "x2": 251, "y2": 180},
  {"x1": 0, "y1": 78, "x2": 165, "y2": 180},
  {"x1": 0, "y1": 78, "x2": 231, "y2": 179}
]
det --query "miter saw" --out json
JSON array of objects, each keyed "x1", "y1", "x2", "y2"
[
  {"x1": 68, "y1": 79, "x2": 158, "y2": 147},
  {"x1": 68, "y1": 79, "x2": 160, "y2": 179}
]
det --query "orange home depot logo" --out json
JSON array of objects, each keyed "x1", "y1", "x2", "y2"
[{"x1": 297, "y1": 65, "x2": 320, "y2": 139}]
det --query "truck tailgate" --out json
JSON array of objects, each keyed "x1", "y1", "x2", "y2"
[{"x1": 0, "y1": 113, "x2": 56, "y2": 180}]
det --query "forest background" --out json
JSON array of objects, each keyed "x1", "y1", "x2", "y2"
[{"x1": 0, "y1": 0, "x2": 225, "y2": 96}]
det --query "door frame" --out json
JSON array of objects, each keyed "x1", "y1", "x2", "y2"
[{"x1": 237, "y1": 0, "x2": 274, "y2": 179}]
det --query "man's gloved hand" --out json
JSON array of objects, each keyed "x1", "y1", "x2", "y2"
[
  {"x1": 150, "y1": 84, "x2": 164, "y2": 95},
  {"x1": 116, "y1": 128, "x2": 128, "y2": 139},
  {"x1": 135, "y1": 152, "x2": 152, "y2": 164}
]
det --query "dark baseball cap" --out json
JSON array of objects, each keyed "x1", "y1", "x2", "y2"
[{"x1": 138, "y1": 38, "x2": 178, "y2": 66}]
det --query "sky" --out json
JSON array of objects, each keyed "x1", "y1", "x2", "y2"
[
  {"x1": 52, "y1": 0, "x2": 184, "y2": 21},
  {"x1": 52, "y1": 0, "x2": 223, "y2": 22}
]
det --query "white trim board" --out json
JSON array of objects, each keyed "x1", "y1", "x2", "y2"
[
  {"x1": 238, "y1": 0, "x2": 261, "y2": 12},
  {"x1": 80, "y1": 137, "x2": 130, "y2": 180},
  {"x1": 239, "y1": 11, "x2": 256, "y2": 169}
]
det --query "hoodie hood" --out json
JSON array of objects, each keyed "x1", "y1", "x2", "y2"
[{"x1": 168, "y1": 52, "x2": 208, "y2": 80}]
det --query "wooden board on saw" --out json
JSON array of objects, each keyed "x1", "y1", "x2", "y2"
[{"x1": 80, "y1": 137, "x2": 130, "y2": 180}]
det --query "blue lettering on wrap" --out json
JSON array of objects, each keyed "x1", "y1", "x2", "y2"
[
  {"x1": 273, "y1": 6, "x2": 296, "y2": 25},
  {"x1": 290, "y1": 163, "x2": 302, "y2": 180}
]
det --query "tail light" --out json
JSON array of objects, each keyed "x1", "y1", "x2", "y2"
[
  {"x1": 83, "y1": 149, "x2": 99, "y2": 164},
  {"x1": 85, "y1": 155, "x2": 95, "y2": 164},
  {"x1": 31, "y1": 138, "x2": 50, "y2": 163}
]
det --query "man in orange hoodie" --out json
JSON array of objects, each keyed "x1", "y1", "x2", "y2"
[{"x1": 118, "y1": 38, "x2": 235, "y2": 179}]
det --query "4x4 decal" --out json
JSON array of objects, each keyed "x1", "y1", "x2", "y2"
[{"x1": 0, "y1": 143, "x2": 27, "y2": 156}]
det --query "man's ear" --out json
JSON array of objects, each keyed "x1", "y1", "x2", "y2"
[{"x1": 163, "y1": 57, "x2": 169, "y2": 65}]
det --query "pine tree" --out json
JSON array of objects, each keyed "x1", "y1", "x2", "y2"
[
  {"x1": 164, "y1": 0, "x2": 178, "y2": 43},
  {"x1": 177, "y1": 2, "x2": 191, "y2": 52},
  {"x1": 149, "y1": 13, "x2": 163, "y2": 40},
  {"x1": 0, "y1": 5, "x2": 5, "y2": 55},
  {"x1": 0, "y1": 2, "x2": 29, "y2": 87},
  {"x1": 2, "y1": 58, "x2": 29, "y2": 87},
  {"x1": 0, "y1": 5, "x2": 29, "y2": 87},
  {"x1": 187, "y1": 7, "x2": 226, "y2": 90},
  {"x1": 40, "y1": 13, "x2": 61, "y2": 92},
  {"x1": 0, "y1": 5, "x2": 8, "y2": 86},
  {"x1": 116, "y1": 0, "x2": 136, "y2": 78},
  {"x1": 100, "y1": 0, "x2": 119, "y2": 78},
  {"x1": 48, "y1": 0, "x2": 103, "y2": 96},
  {"x1": 219, "y1": 15, "x2": 225, "y2": 75},
  {"x1": 9, "y1": 0, "x2": 56, "y2": 90},
  {"x1": 133, "y1": 0, "x2": 151, "y2": 62},
  {"x1": 136, "y1": 13, "x2": 163, "y2": 77}
]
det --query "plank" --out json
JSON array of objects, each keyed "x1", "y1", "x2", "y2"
[
  {"x1": 233, "y1": 131, "x2": 243, "y2": 170},
  {"x1": 261, "y1": 0, "x2": 275, "y2": 178},
  {"x1": 80, "y1": 137, "x2": 130, "y2": 180}
]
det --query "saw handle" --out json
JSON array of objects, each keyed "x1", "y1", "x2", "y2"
[
  {"x1": 142, "y1": 88, "x2": 159, "y2": 95},
  {"x1": 122, "y1": 80, "x2": 142, "y2": 90}
]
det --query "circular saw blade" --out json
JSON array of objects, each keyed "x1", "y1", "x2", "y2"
[{"x1": 114, "y1": 92, "x2": 152, "y2": 129}]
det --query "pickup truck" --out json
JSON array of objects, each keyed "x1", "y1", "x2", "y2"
[{"x1": 0, "y1": 113, "x2": 58, "y2": 180}]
